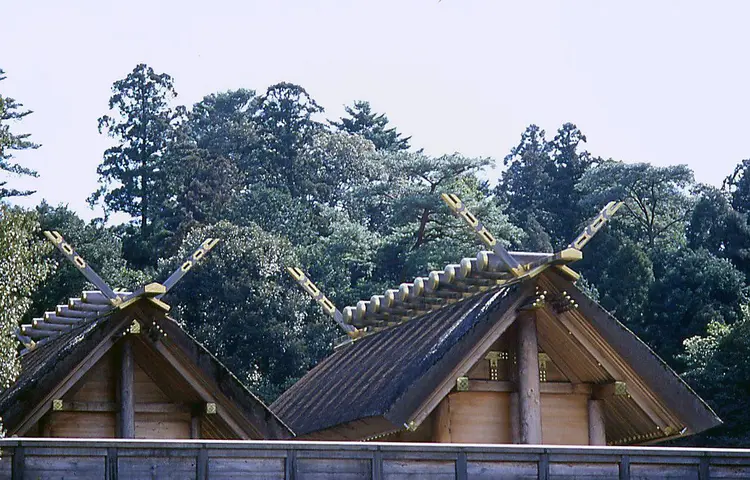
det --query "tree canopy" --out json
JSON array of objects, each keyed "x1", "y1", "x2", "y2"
[
  {"x1": 3, "y1": 62, "x2": 750, "y2": 445},
  {"x1": 0, "y1": 69, "x2": 39, "y2": 199}
]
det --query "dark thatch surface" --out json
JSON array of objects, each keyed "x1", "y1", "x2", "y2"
[
  {"x1": 271, "y1": 285, "x2": 522, "y2": 437},
  {"x1": 0, "y1": 300, "x2": 293, "y2": 439}
]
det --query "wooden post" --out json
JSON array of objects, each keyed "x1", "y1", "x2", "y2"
[
  {"x1": 433, "y1": 397, "x2": 452, "y2": 442},
  {"x1": 588, "y1": 399, "x2": 606, "y2": 445},
  {"x1": 119, "y1": 337, "x2": 135, "y2": 439},
  {"x1": 509, "y1": 392, "x2": 521, "y2": 444},
  {"x1": 191, "y1": 415, "x2": 202, "y2": 439},
  {"x1": 11, "y1": 446, "x2": 24, "y2": 480},
  {"x1": 39, "y1": 414, "x2": 52, "y2": 437},
  {"x1": 517, "y1": 311, "x2": 542, "y2": 444}
]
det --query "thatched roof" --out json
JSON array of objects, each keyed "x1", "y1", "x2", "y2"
[{"x1": 272, "y1": 270, "x2": 721, "y2": 444}]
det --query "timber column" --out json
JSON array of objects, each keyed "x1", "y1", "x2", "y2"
[
  {"x1": 119, "y1": 337, "x2": 135, "y2": 438},
  {"x1": 516, "y1": 311, "x2": 542, "y2": 444},
  {"x1": 588, "y1": 399, "x2": 606, "y2": 445}
]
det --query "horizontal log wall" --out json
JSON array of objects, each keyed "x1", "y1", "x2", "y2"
[{"x1": 1, "y1": 438, "x2": 749, "y2": 479}]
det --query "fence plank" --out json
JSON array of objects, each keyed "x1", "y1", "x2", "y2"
[
  {"x1": 0, "y1": 440, "x2": 749, "y2": 480},
  {"x1": 11, "y1": 446, "x2": 23, "y2": 480}
]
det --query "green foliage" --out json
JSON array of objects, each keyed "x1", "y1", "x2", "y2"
[
  {"x1": 724, "y1": 159, "x2": 750, "y2": 214},
  {"x1": 584, "y1": 237, "x2": 654, "y2": 331},
  {"x1": 8, "y1": 66, "x2": 750, "y2": 445},
  {"x1": 26, "y1": 203, "x2": 151, "y2": 321},
  {"x1": 0, "y1": 69, "x2": 40, "y2": 199},
  {"x1": 689, "y1": 186, "x2": 750, "y2": 280},
  {"x1": 0, "y1": 206, "x2": 51, "y2": 391},
  {"x1": 355, "y1": 152, "x2": 522, "y2": 283},
  {"x1": 331, "y1": 100, "x2": 410, "y2": 152},
  {"x1": 90, "y1": 64, "x2": 185, "y2": 267},
  {"x1": 251, "y1": 82, "x2": 324, "y2": 197},
  {"x1": 159, "y1": 222, "x2": 335, "y2": 402},
  {"x1": 187, "y1": 89, "x2": 259, "y2": 159},
  {"x1": 682, "y1": 316, "x2": 750, "y2": 445},
  {"x1": 578, "y1": 161, "x2": 694, "y2": 251},
  {"x1": 647, "y1": 249, "x2": 747, "y2": 364},
  {"x1": 496, "y1": 123, "x2": 592, "y2": 249}
]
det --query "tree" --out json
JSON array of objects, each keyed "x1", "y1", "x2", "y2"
[
  {"x1": 547, "y1": 123, "x2": 594, "y2": 243},
  {"x1": 682, "y1": 315, "x2": 750, "y2": 446},
  {"x1": 356, "y1": 151, "x2": 522, "y2": 283},
  {"x1": 496, "y1": 124, "x2": 553, "y2": 242},
  {"x1": 584, "y1": 237, "x2": 655, "y2": 332},
  {"x1": 229, "y1": 131, "x2": 376, "y2": 246},
  {"x1": 0, "y1": 69, "x2": 40, "y2": 199},
  {"x1": 89, "y1": 64, "x2": 185, "y2": 266},
  {"x1": 578, "y1": 161, "x2": 694, "y2": 252},
  {"x1": 187, "y1": 89, "x2": 258, "y2": 159},
  {"x1": 159, "y1": 221, "x2": 335, "y2": 402},
  {"x1": 251, "y1": 82, "x2": 324, "y2": 197},
  {"x1": 0, "y1": 206, "x2": 51, "y2": 393},
  {"x1": 645, "y1": 248, "x2": 747, "y2": 364},
  {"x1": 496, "y1": 123, "x2": 593, "y2": 250},
  {"x1": 688, "y1": 186, "x2": 750, "y2": 279},
  {"x1": 724, "y1": 159, "x2": 750, "y2": 214},
  {"x1": 331, "y1": 100, "x2": 410, "y2": 151}
]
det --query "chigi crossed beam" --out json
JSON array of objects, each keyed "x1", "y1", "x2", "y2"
[
  {"x1": 17, "y1": 233, "x2": 221, "y2": 350},
  {"x1": 289, "y1": 195, "x2": 623, "y2": 345},
  {"x1": 43, "y1": 231, "x2": 220, "y2": 308}
]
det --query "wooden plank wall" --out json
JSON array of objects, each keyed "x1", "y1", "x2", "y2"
[
  {"x1": 32, "y1": 351, "x2": 192, "y2": 439},
  {"x1": 541, "y1": 393, "x2": 589, "y2": 445},
  {"x1": 430, "y1": 391, "x2": 589, "y2": 445},
  {"x1": 1, "y1": 439, "x2": 749, "y2": 479},
  {"x1": 433, "y1": 392, "x2": 512, "y2": 444}
]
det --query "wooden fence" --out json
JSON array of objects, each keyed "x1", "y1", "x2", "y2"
[{"x1": 1, "y1": 438, "x2": 749, "y2": 479}]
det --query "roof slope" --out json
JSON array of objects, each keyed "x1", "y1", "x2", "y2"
[
  {"x1": 0, "y1": 292, "x2": 293, "y2": 439},
  {"x1": 271, "y1": 285, "x2": 522, "y2": 438},
  {"x1": 272, "y1": 271, "x2": 722, "y2": 443}
]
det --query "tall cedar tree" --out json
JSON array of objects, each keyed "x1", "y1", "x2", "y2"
[
  {"x1": 252, "y1": 82, "x2": 323, "y2": 198},
  {"x1": 0, "y1": 69, "x2": 40, "y2": 199},
  {"x1": 90, "y1": 64, "x2": 185, "y2": 265},
  {"x1": 331, "y1": 101, "x2": 410, "y2": 151}
]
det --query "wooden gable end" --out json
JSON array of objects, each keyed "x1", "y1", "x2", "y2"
[
  {"x1": 402, "y1": 272, "x2": 719, "y2": 446},
  {"x1": 298, "y1": 271, "x2": 719, "y2": 446},
  {"x1": 4, "y1": 299, "x2": 292, "y2": 440}
]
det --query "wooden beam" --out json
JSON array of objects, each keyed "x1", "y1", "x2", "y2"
[
  {"x1": 53, "y1": 401, "x2": 191, "y2": 414},
  {"x1": 119, "y1": 338, "x2": 135, "y2": 438},
  {"x1": 593, "y1": 381, "x2": 628, "y2": 400},
  {"x1": 551, "y1": 307, "x2": 671, "y2": 430},
  {"x1": 588, "y1": 399, "x2": 606, "y2": 445},
  {"x1": 149, "y1": 339, "x2": 249, "y2": 439},
  {"x1": 517, "y1": 311, "x2": 542, "y2": 444},
  {"x1": 116, "y1": 283, "x2": 167, "y2": 311},
  {"x1": 467, "y1": 380, "x2": 592, "y2": 395}
]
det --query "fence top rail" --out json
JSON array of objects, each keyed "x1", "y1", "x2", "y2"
[{"x1": 1, "y1": 438, "x2": 749, "y2": 458}]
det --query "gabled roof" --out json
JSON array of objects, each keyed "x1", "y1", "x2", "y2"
[
  {"x1": 1, "y1": 291, "x2": 293, "y2": 440},
  {"x1": 272, "y1": 285, "x2": 524, "y2": 439},
  {"x1": 272, "y1": 270, "x2": 722, "y2": 444}
]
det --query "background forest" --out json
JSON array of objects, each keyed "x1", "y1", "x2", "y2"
[{"x1": 2, "y1": 64, "x2": 750, "y2": 446}]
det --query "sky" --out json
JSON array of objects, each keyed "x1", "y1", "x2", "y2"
[{"x1": 3, "y1": 0, "x2": 750, "y2": 221}]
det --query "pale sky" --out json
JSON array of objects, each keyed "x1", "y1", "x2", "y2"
[{"x1": 4, "y1": 1, "x2": 749, "y2": 220}]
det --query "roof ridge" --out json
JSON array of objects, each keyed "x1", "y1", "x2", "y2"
[{"x1": 17, "y1": 289, "x2": 131, "y2": 354}]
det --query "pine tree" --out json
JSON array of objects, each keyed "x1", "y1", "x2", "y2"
[
  {"x1": 0, "y1": 69, "x2": 40, "y2": 199},
  {"x1": 331, "y1": 101, "x2": 410, "y2": 152}
]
